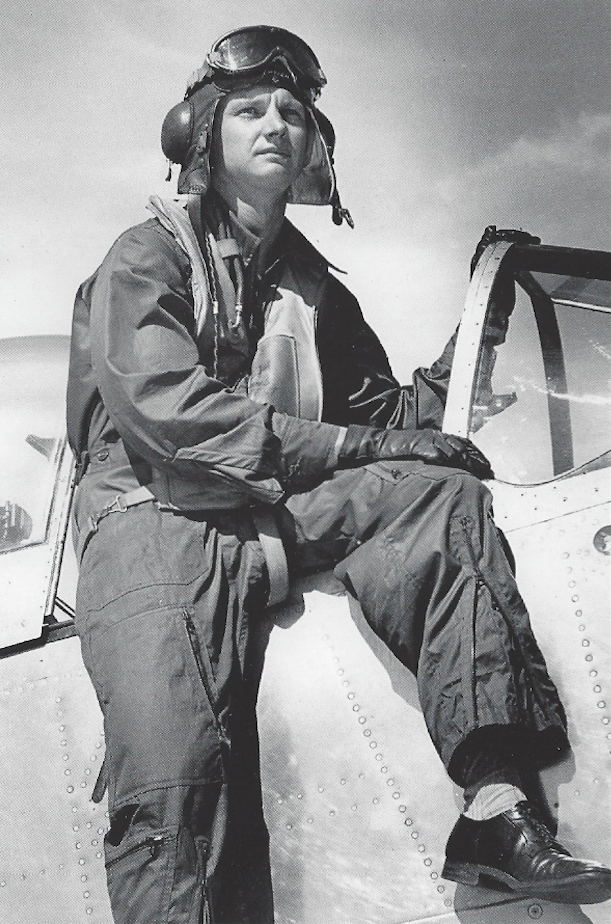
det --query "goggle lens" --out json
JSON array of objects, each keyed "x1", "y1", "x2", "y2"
[{"x1": 207, "y1": 26, "x2": 326, "y2": 90}]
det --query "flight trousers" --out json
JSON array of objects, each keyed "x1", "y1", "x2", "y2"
[{"x1": 74, "y1": 459, "x2": 568, "y2": 924}]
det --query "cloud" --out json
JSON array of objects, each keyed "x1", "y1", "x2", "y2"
[
  {"x1": 435, "y1": 111, "x2": 611, "y2": 203},
  {"x1": 427, "y1": 111, "x2": 611, "y2": 252}
]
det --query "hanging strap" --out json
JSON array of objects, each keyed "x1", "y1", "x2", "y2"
[{"x1": 251, "y1": 508, "x2": 290, "y2": 607}]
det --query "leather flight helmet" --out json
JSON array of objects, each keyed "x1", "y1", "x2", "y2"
[{"x1": 161, "y1": 28, "x2": 353, "y2": 225}]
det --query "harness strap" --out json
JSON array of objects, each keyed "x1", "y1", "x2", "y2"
[
  {"x1": 79, "y1": 486, "x2": 156, "y2": 562},
  {"x1": 81, "y1": 486, "x2": 289, "y2": 606},
  {"x1": 251, "y1": 508, "x2": 290, "y2": 607}
]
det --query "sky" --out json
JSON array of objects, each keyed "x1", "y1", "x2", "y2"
[{"x1": 2, "y1": 0, "x2": 610, "y2": 379}]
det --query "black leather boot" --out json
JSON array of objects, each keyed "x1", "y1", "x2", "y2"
[{"x1": 443, "y1": 801, "x2": 611, "y2": 904}]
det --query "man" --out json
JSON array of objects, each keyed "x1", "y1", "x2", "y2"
[{"x1": 67, "y1": 25, "x2": 611, "y2": 923}]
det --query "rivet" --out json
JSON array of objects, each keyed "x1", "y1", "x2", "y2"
[
  {"x1": 418, "y1": 844, "x2": 425, "y2": 853},
  {"x1": 277, "y1": 797, "x2": 283, "y2": 804},
  {"x1": 329, "y1": 810, "x2": 336, "y2": 817},
  {"x1": 375, "y1": 754, "x2": 383, "y2": 761},
  {"x1": 445, "y1": 898, "x2": 453, "y2": 907},
  {"x1": 67, "y1": 786, "x2": 74, "y2": 793},
  {"x1": 594, "y1": 685, "x2": 602, "y2": 693},
  {"x1": 424, "y1": 858, "x2": 432, "y2": 866},
  {"x1": 76, "y1": 843, "x2": 82, "y2": 849},
  {"x1": 96, "y1": 852, "x2": 103, "y2": 859},
  {"x1": 437, "y1": 885, "x2": 445, "y2": 893},
  {"x1": 347, "y1": 692, "x2": 355, "y2": 700},
  {"x1": 86, "y1": 909, "x2": 93, "y2": 916},
  {"x1": 571, "y1": 595, "x2": 579, "y2": 602},
  {"x1": 64, "y1": 769, "x2": 71, "y2": 776},
  {"x1": 399, "y1": 805, "x2": 407, "y2": 813},
  {"x1": 598, "y1": 701, "x2": 606, "y2": 709},
  {"x1": 342, "y1": 680, "x2": 349, "y2": 687},
  {"x1": 575, "y1": 609, "x2": 582, "y2": 617},
  {"x1": 404, "y1": 818, "x2": 413, "y2": 826},
  {"x1": 590, "y1": 670, "x2": 598, "y2": 677},
  {"x1": 80, "y1": 875, "x2": 87, "y2": 882},
  {"x1": 358, "y1": 716, "x2": 366, "y2": 724},
  {"x1": 585, "y1": 654, "x2": 593, "y2": 661},
  {"x1": 411, "y1": 831, "x2": 419, "y2": 839},
  {"x1": 78, "y1": 858, "x2": 85, "y2": 865},
  {"x1": 603, "y1": 717, "x2": 610, "y2": 725},
  {"x1": 528, "y1": 904, "x2": 543, "y2": 919},
  {"x1": 337, "y1": 669, "x2": 344, "y2": 676},
  {"x1": 340, "y1": 779, "x2": 346, "y2": 786},
  {"x1": 373, "y1": 798, "x2": 379, "y2": 805},
  {"x1": 386, "y1": 779, "x2": 394, "y2": 786},
  {"x1": 318, "y1": 786, "x2": 324, "y2": 793},
  {"x1": 381, "y1": 766, "x2": 388, "y2": 773},
  {"x1": 92, "y1": 839, "x2": 98, "y2": 846},
  {"x1": 352, "y1": 704, "x2": 360, "y2": 712},
  {"x1": 73, "y1": 825, "x2": 79, "y2": 832},
  {"x1": 307, "y1": 817, "x2": 313, "y2": 824},
  {"x1": 582, "y1": 639, "x2": 590, "y2": 647},
  {"x1": 369, "y1": 741, "x2": 377, "y2": 748},
  {"x1": 297, "y1": 792, "x2": 303, "y2": 800},
  {"x1": 286, "y1": 823, "x2": 293, "y2": 830},
  {"x1": 431, "y1": 872, "x2": 438, "y2": 879},
  {"x1": 392, "y1": 792, "x2": 400, "y2": 799},
  {"x1": 351, "y1": 804, "x2": 357, "y2": 812},
  {"x1": 83, "y1": 891, "x2": 90, "y2": 899}
]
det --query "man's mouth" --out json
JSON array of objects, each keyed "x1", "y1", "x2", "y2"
[{"x1": 257, "y1": 147, "x2": 290, "y2": 158}]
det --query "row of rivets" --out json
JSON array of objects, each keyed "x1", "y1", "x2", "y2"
[
  {"x1": 565, "y1": 560, "x2": 610, "y2": 741},
  {"x1": 323, "y1": 633, "x2": 446, "y2": 894}
]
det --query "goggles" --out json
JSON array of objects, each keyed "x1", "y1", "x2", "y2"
[{"x1": 205, "y1": 26, "x2": 327, "y2": 100}]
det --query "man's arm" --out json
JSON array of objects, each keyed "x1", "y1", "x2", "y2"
[
  {"x1": 321, "y1": 275, "x2": 456, "y2": 431},
  {"x1": 89, "y1": 222, "x2": 347, "y2": 504}
]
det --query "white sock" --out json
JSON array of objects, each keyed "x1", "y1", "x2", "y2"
[{"x1": 463, "y1": 783, "x2": 526, "y2": 821}]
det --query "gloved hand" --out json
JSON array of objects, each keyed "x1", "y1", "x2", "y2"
[{"x1": 338, "y1": 425, "x2": 494, "y2": 480}]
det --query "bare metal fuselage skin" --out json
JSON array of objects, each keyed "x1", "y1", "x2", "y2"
[{"x1": 1, "y1": 240, "x2": 610, "y2": 923}]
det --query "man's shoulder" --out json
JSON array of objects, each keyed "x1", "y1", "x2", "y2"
[{"x1": 107, "y1": 216, "x2": 187, "y2": 264}]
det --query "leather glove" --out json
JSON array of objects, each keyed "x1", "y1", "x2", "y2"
[
  {"x1": 338, "y1": 425, "x2": 494, "y2": 480},
  {"x1": 470, "y1": 225, "x2": 541, "y2": 278}
]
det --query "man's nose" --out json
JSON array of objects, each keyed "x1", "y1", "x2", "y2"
[{"x1": 262, "y1": 101, "x2": 287, "y2": 135}]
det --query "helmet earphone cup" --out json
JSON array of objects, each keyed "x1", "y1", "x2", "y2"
[{"x1": 161, "y1": 99, "x2": 196, "y2": 164}]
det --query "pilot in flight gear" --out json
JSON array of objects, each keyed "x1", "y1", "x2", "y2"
[{"x1": 67, "y1": 25, "x2": 611, "y2": 923}]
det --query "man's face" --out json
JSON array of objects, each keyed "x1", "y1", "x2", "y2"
[{"x1": 211, "y1": 85, "x2": 311, "y2": 203}]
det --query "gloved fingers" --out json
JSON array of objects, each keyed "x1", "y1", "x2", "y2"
[{"x1": 438, "y1": 433, "x2": 495, "y2": 479}]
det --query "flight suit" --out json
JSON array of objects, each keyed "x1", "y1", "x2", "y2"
[{"x1": 69, "y1": 212, "x2": 568, "y2": 923}]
